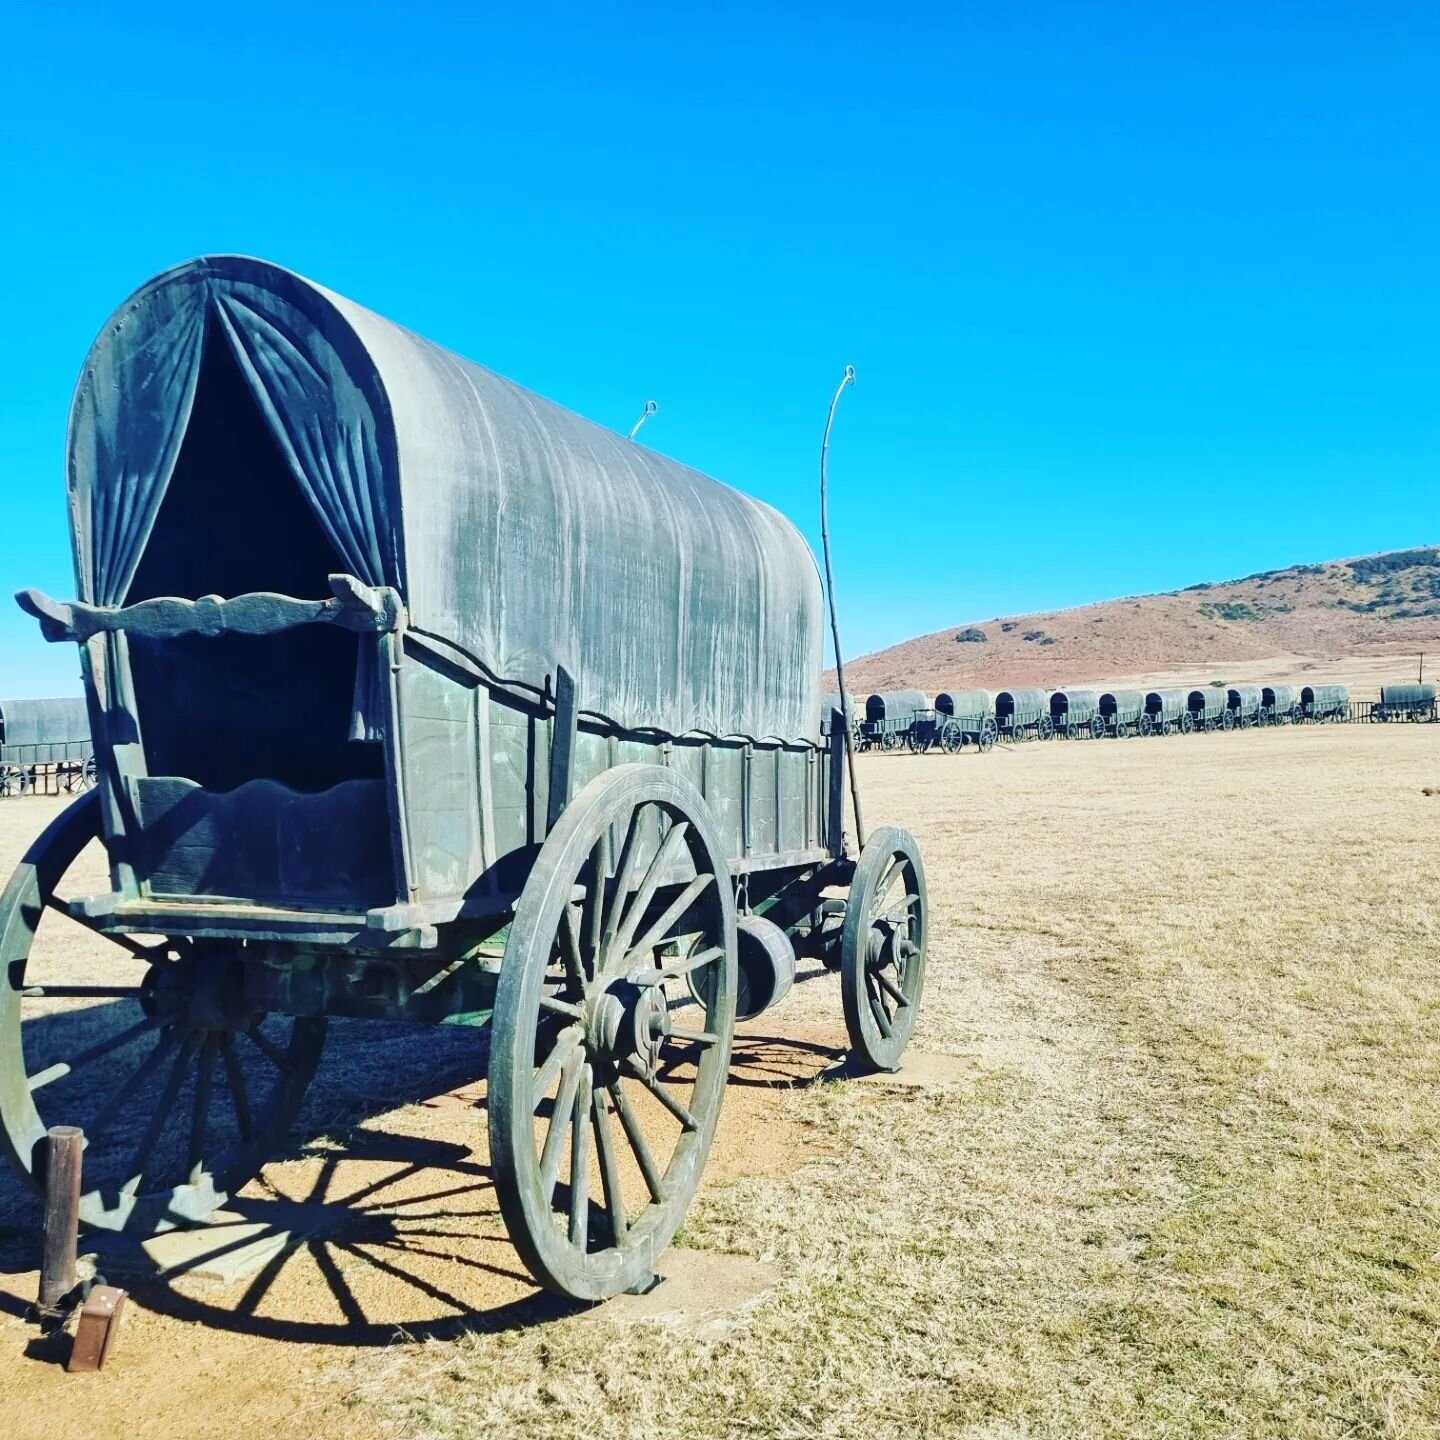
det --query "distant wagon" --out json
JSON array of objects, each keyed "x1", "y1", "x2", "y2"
[
  {"x1": 2, "y1": 256, "x2": 930, "y2": 1303},
  {"x1": 996, "y1": 688, "x2": 1052, "y2": 743},
  {"x1": 0, "y1": 697, "x2": 94, "y2": 797},
  {"x1": 1261, "y1": 685, "x2": 1299, "y2": 725},
  {"x1": 932, "y1": 689, "x2": 997, "y2": 753},
  {"x1": 1098, "y1": 689, "x2": 1146, "y2": 738},
  {"x1": 1375, "y1": 683, "x2": 1437, "y2": 723},
  {"x1": 1226, "y1": 685, "x2": 1263, "y2": 730},
  {"x1": 859, "y1": 690, "x2": 928, "y2": 752},
  {"x1": 1048, "y1": 689, "x2": 1103, "y2": 740},
  {"x1": 1297, "y1": 684, "x2": 1349, "y2": 723},
  {"x1": 1186, "y1": 688, "x2": 1230, "y2": 733},
  {"x1": 1144, "y1": 689, "x2": 1192, "y2": 737}
]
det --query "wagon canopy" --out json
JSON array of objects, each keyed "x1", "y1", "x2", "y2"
[
  {"x1": 66, "y1": 256, "x2": 822, "y2": 744},
  {"x1": 1379, "y1": 683, "x2": 1435, "y2": 705},
  {"x1": 1145, "y1": 689, "x2": 1187, "y2": 719},
  {"x1": 1187, "y1": 688, "x2": 1227, "y2": 719},
  {"x1": 1227, "y1": 685, "x2": 1262, "y2": 712},
  {"x1": 996, "y1": 689, "x2": 1046, "y2": 723},
  {"x1": 1263, "y1": 685, "x2": 1298, "y2": 709},
  {"x1": 1049, "y1": 689, "x2": 1098, "y2": 722},
  {"x1": 0, "y1": 697, "x2": 89, "y2": 748},
  {"x1": 1099, "y1": 690, "x2": 1144, "y2": 720},
  {"x1": 864, "y1": 691, "x2": 927, "y2": 725},
  {"x1": 935, "y1": 689, "x2": 993, "y2": 721}
]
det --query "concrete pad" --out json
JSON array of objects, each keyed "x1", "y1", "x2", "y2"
[
  {"x1": 583, "y1": 1248, "x2": 779, "y2": 1339},
  {"x1": 827, "y1": 1048, "x2": 975, "y2": 1089},
  {"x1": 87, "y1": 1202, "x2": 336, "y2": 1285}
]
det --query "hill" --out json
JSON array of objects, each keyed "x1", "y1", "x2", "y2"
[{"x1": 828, "y1": 547, "x2": 1440, "y2": 695}]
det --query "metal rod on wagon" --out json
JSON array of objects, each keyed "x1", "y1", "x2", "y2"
[{"x1": 819, "y1": 364, "x2": 864, "y2": 849}]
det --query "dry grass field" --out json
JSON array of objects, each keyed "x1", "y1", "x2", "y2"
[{"x1": 2, "y1": 721, "x2": 1439, "y2": 1438}]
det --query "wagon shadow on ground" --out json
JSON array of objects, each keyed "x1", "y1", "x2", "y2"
[{"x1": 1, "y1": 994, "x2": 845, "y2": 1348}]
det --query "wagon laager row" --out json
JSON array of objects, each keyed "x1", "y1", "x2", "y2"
[
  {"x1": 2, "y1": 256, "x2": 929, "y2": 1302},
  {"x1": 0, "y1": 697, "x2": 95, "y2": 797},
  {"x1": 845, "y1": 678, "x2": 1368, "y2": 754}
]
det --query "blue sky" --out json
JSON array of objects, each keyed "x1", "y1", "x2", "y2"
[{"x1": 1, "y1": 1, "x2": 1436, "y2": 697}]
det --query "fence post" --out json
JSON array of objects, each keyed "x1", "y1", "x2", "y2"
[{"x1": 38, "y1": 1125, "x2": 84, "y2": 1317}]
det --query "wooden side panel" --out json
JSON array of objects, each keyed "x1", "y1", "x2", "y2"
[
  {"x1": 748, "y1": 743, "x2": 778, "y2": 854},
  {"x1": 399, "y1": 657, "x2": 482, "y2": 901},
  {"x1": 487, "y1": 693, "x2": 546, "y2": 893},
  {"x1": 135, "y1": 776, "x2": 392, "y2": 907},
  {"x1": 776, "y1": 746, "x2": 808, "y2": 854}
]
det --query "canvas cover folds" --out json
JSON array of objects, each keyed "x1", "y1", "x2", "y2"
[{"x1": 67, "y1": 257, "x2": 824, "y2": 744}]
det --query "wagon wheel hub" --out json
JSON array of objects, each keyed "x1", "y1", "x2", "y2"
[
  {"x1": 584, "y1": 980, "x2": 669, "y2": 1080},
  {"x1": 142, "y1": 945, "x2": 265, "y2": 1034}
]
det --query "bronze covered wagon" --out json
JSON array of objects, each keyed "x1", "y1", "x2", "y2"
[{"x1": 2, "y1": 258, "x2": 927, "y2": 1300}]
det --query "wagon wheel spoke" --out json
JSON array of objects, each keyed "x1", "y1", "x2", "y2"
[
  {"x1": 244, "y1": 1024, "x2": 295, "y2": 1074},
  {"x1": 86, "y1": 1028, "x2": 181, "y2": 1137},
  {"x1": 623, "y1": 1059, "x2": 698, "y2": 1130},
  {"x1": 539, "y1": 1053, "x2": 584, "y2": 1199},
  {"x1": 631, "y1": 944, "x2": 725, "y2": 988},
  {"x1": 531, "y1": 1025, "x2": 583, "y2": 1111},
  {"x1": 865, "y1": 973, "x2": 895, "y2": 1037},
  {"x1": 605, "y1": 820, "x2": 692, "y2": 974},
  {"x1": 558, "y1": 903, "x2": 589, "y2": 993},
  {"x1": 26, "y1": 1013, "x2": 168, "y2": 1092},
  {"x1": 187, "y1": 1036, "x2": 218, "y2": 1181},
  {"x1": 43, "y1": 895, "x2": 167, "y2": 963},
  {"x1": 128, "y1": 1032, "x2": 200, "y2": 1188},
  {"x1": 873, "y1": 967, "x2": 908, "y2": 1009},
  {"x1": 609, "y1": 1079, "x2": 666, "y2": 1201},
  {"x1": 592, "y1": 1087, "x2": 627, "y2": 1242},
  {"x1": 20, "y1": 985, "x2": 144, "y2": 1001},
  {"x1": 567, "y1": 1064, "x2": 593, "y2": 1248},
  {"x1": 220, "y1": 1033, "x2": 255, "y2": 1143}
]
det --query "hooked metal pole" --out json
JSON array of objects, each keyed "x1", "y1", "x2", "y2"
[
  {"x1": 629, "y1": 400, "x2": 658, "y2": 440},
  {"x1": 819, "y1": 365, "x2": 864, "y2": 849}
]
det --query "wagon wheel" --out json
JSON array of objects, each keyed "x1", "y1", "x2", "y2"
[
  {"x1": 1138, "y1": 714, "x2": 1153, "y2": 738},
  {"x1": 881, "y1": 732, "x2": 900, "y2": 753},
  {"x1": 1064, "y1": 722, "x2": 1079, "y2": 741},
  {"x1": 1037, "y1": 716, "x2": 1055, "y2": 741},
  {"x1": 841, "y1": 826, "x2": 926, "y2": 1072},
  {"x1": 1, "y1": 767, "x2": 32, "y2": 799},
  {"x1": 1009, "y1": 726, "x2": 1026, "y2": 745},
  {"x1": 62, "y1": 755, "x2": 98, "y2": 795},
  {"x1": 1090, "y1": 715, "x2": 1105, "y2": 740},
  {"x1": 489, "y1": 764, "x2": 737, "y2": 1300},
  {"x1": 1180, "y1": 714, "x2": 1194, "y2": 736},
  {"x1": 939, "y1": 723, "x2": 963, "y2": 755},
  {"x1": 0, "y1": 792, "x2": 326, "y2": 1232},
  {"x1": 976, "y1": 726, "x2": 995, "y2": 754}
]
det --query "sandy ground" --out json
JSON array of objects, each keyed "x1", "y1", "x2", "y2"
[{"x1": 2, "y1": 720, "x2": 1438, "y2": 1438}]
